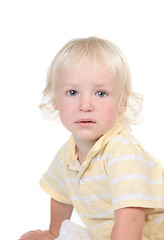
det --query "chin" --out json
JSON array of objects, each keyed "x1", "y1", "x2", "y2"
[{"x1": 80, "y1": 134, "x2": 102, "y2": 143}]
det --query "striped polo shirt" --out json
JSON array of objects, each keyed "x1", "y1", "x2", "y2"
[{"x1": 40, "y1": 121, "x2": 164, "y2": 240}]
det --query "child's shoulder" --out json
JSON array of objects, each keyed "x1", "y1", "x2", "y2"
[
  {"x1": 52, "y1": 135, "x2": 75, "y2": 164},
  {"x1": 51, "y1": 138, "x2": 70, "y2": 163},
  {"x1": 106, "y1": 129, "x2": 157, "y2": 167},
  {"x1": 107, "y1": 129, "x2": 139, "y2": 150}
]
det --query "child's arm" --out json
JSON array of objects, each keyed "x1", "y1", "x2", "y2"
[
  {"x1": 49, "y1": 198, "x2": 74, "y2": 237},
  {"x1": 19, "y1": 198, "x2": 73, "y2": 240},
  {"x1": 111, "y1": 207, "x2": 145, "y2": 240}
]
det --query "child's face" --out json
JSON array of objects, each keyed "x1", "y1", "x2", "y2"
[{"x1": 55, "y1": 60, "x2": 125, "y2": 144}]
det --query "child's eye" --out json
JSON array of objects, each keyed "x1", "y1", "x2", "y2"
[
  {"x1": 96, "y1": 91, "x2": 107, "y2": 97},
  {"x1": 67, "y1": 90, "x2": 78, "y2": 96}
]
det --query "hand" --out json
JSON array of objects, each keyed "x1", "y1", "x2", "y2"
[{"x1": 19, "y1": 230, "x2": 56, "y2": 240}]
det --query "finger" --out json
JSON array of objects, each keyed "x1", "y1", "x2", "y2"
[{"x1": 20, "y1": 229, "x2": 41, "y2": 238}]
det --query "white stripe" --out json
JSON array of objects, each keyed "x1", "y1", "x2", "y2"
[
  {"x1": 111, "y1": 137, "x2": 129, "y2": 144},
  {"x1": 48, "y1": 169, "x2": 66, "y2": 191},
  {"x1": 41, "y1": 176, "x2": 57, "y2": 192},
  {"x1": 108, "y1": 155, "x2": 156, "y2": 167},
  {"x1": 54, "y1": 155, "x2": 62, "y2": 172},
  {"x1": 62, "y1": 142, "x2": 67, "y2": 148},
  {"x1": 85, "y1": 175, "x2": 108, "y2": 182},
  {"x1": 154, "y1": 213, "x2": 164, "y2": 224},
  {"x1": 91, "y1": 153, "x2": 111, "y2": 163},
  {"x1": 65, "y1": 174, "x2": 108, "y2": 184},
  {"x1": 71, "y1": 193, "x2": 111, "y2": 202},
  {"x1": 128, "y1": 135, "x2": 137, "y2": 145},
  {"x1": 65, "y1": 177, "x2": 77, "y2": 183},
  {"x1": 61, "y1": 159, "x2": 64, "y2": 165},
  {"x1": 72, "y1": 161, "x2": 80, "y2": 170},
  {"x1": 110, "y1": 174, "x2": 164, "y2": 185},
  {"x1": 112, "y1": 193, "x2": 164, "y2": 205},
  {"x1": 88, "y1": 193, "x2": 111, "y2": 200},
  {"x1": 70, "y1": 195, "x2": 79, "y2": 201},
  {"x1": 79, "y1": 209, "x2": 113, "y2": 218},
  {"x1": 91, "y1": 220, "x2": 114, "y2": 229}
]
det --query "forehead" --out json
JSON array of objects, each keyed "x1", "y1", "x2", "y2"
[{"x1": 56, "y1": 59, "x2": 117, "y2": 87}]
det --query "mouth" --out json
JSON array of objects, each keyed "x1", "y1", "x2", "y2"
[{"x1": 75, "y1": 119, "x2": 96, "y2": 126}]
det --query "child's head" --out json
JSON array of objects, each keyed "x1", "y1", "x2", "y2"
[{"x1": 40, "y1": 37, "x2": 142, "y2": 126}]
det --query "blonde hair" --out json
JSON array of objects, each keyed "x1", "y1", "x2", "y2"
[{"x1": 40, "y1": 37, "x2": 143, "y2": 125}]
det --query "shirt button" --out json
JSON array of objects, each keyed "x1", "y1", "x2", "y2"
[{"x1": 79, "y1": 177, "x2": 86, "y2": 185}]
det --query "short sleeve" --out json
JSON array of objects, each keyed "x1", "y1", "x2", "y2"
[
  {"x1": 40, "y1": 148, "x2": 72, "y2": 205},
  {"x1": 106, "y1": 143, "x2": 164, "y2": 211}
]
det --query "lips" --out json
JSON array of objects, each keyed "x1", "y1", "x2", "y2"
[
  {"x1": 75, "y1": 119, "x2": 96, "y2": 126},
  {"x1": 76, "y1": 119, "x2": 96, "y2": 123}
]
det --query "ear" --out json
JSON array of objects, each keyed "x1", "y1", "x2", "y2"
[
  {"x1": 53, "y1": 101, "x2": 59, "y2": 110},
  {"x1": 119, "y1": 97, "x2": 127, "y2": 114},
  {"x1": 54, "y1": 105, "x2": 59, "y2": 110}
]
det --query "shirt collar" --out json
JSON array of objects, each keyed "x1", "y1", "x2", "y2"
[{"x1": 66, "y1": 119, "x2": 127, "y2": 169}]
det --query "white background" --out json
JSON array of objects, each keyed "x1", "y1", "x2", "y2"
[{"x1": 0, "y1": 0, "x2": 164, "y2": 239}]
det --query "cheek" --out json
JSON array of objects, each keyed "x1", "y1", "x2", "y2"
[
  {"x1": 98, "y1": 102, "x2": 121, "y2": 122},
  {"x1": 100, "y1": 102, "x2": 119, "y2": 114},
  {"x1": 58, "y1": 104, "x2": 73, "y2": 121}
]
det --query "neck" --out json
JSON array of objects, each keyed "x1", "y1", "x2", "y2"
[{"x1": 74, "y1": 137, "x2": 97, "y2": 164}]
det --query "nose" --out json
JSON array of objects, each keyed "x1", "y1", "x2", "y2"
[{"x1": 79, "y1": 95, "x2": 94, "y2": 112}]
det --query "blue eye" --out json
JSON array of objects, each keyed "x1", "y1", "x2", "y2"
[
  {"x1": 68, "y1": 90, "x2": 78, "y2": 96},
  {"x1": 96, "y1": 91, "x2": 107, "y2": 97}
]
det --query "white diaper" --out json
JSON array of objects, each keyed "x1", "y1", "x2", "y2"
[{"x1": 55, "y1": 220, "x2": 92, "y2": 240}]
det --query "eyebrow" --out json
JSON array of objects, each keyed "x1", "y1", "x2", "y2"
[
  {"x1": 59, "y1": 83, "x2": 79, "y2": 89},
  {"x1": 60, "y1": 81, "x2": 114, "y2": 88}
]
